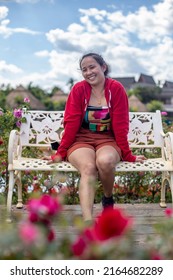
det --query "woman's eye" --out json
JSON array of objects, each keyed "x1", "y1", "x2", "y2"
[{"x1": 81, "y1": 65, "x2": 95, "y2": 73}]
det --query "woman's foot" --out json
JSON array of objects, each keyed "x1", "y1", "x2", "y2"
[{"x1": 102, "y1": 195, "x2": 114, "y2": 209}]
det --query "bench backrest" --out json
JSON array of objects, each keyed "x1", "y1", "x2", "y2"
[{"x1": 20, "y1": 110, "x2": 164, "y2": 149}]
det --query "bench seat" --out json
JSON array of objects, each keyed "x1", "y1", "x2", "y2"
[{"x1": 11, "y1": 158, "x2": 173, "y2": 172}]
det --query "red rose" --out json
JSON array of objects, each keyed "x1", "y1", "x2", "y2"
[
  {"x1": 71, "y1": 228, "x2": 96, "y2": 256},
  {"x1": 47, "y1": 228, "x2": 56, "y2": 242},
  {"x1": 27, "y1": 194, "x2": 62, "y2": 222},
  {"x1": 94, "y1": 207, "x2": 132, "y2": 241}
]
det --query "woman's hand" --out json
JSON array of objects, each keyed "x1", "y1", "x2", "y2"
[
  {"x1": 135, "y1": 155, "x2": 147, "y2": 163},
  {"x1": 42, "y1": 155, "x2": 62, "y2": 165}
]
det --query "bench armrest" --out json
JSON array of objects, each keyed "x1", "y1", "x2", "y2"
[
  {"x1": 162, "y1": 131, "x2": 173, "y2": 162},
  {"x1": 160, "y1": 130, "x2": 166, "y2": 137},
  {"x1": 8, "y1": 130, "x2": 21, "y2": 169}
]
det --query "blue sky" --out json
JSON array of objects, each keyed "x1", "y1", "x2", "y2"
[{"x1": 0, "y1": 0, "x2": 173, "y2": 92}]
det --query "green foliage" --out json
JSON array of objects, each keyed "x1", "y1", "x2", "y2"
[
  {"x1": 14, "y1": 96, "x2": 24, "y2": 106},
  {"x1": 0, "y1": 84, "x2": 13, "y2": 109},
  {"x1": 27, "y1": 83, "x2": 47, "y2": 101},
  {"x1": 0, "y1": 100, "x2": 31, "y2": 195},
  {"x1": 128, "y1": 86, "x2": 161, "y2": 104},
  {"x1": 0, "y1": 110, "x2": 21, "y2": 186},
  {"x1": 147, "y1": 100, "x2": 164, "y2": 112},
  {"x1": 50, "y1": 86, "x2": 62, "y2": 95},
  {"x1": 53, "y1": 100, "x2": 66, "y2": 110},
  {"x1": 26, "y1": 83, "x2": 67, "y2": 110},
  {"x1": 66, "y1": 78, "x2": 76, "y2": 90}
]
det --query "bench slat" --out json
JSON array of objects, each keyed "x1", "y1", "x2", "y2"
[{"x1": 12, "y1": 158, "x2": 173, "y2": 172}]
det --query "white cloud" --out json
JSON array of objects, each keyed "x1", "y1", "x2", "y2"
[
  {"x1": 35, "y1": 50, "x2": 49, "y2": 57},
  {"x1": 0, "y1": 60, "x2": 22, "y2": 74},
  {"x1": 0, "y1": 5, "x2": 40, "y2": 37},
  {"x1": 1, "y1": 0, "x2": 173, "y2": 90},
  {"x1": 123, "y1": 2, "x2": 173, "y2": 43},
  {"x1": 0, "y1": 6, "x2": 8, "y2": 19},
  {"x1": 44, "y1": 0, "x2": 173, "y2": 86},
  {"x1": 0, "y1": 23, "x2": 40, "y2": 37}
]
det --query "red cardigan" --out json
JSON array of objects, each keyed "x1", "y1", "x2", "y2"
[{"x1": 52, "y1": 78, "x2": 136, "y2": 162}]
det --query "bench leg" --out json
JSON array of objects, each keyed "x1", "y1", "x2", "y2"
[
  {"x1": 160, "y1": 172, "x2": 168, "y2": 208},
  {"x1": 6, "y1": 171, "x2": 14, "y2": 222},
  {"x1": 170, "y1": 172, "x2": 173, "y2": 208},
  {"x1": 16, "y1": 171, "x2": 23, "y2": 209}
]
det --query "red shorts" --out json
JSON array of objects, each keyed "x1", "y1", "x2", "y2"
[{"x1": 67, "y1": 128, "x2": 122, "y2": 159}]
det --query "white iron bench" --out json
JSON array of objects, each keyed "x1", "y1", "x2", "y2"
[{"x1": 7, "y1": 110, "x2": 173, "y2": 221}]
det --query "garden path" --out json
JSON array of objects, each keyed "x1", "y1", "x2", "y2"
[
  {"x1": 58, "y1": 203, "x2": 171, "y2": 248},
  {"x1": 0, "y1": 203, "x2": 170, "y2": 249}
]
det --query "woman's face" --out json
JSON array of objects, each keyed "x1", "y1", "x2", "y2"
[{"x1": 80, "y1": 56, "x2": 106, "y2": 86}]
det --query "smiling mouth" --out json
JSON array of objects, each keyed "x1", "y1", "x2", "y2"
[{"x1": 88, "y1": 75, "x2": 96, "y2": 81}]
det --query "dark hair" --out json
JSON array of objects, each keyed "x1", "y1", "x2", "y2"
[{"x1": 79, "y1": 52, "x2": 110, "y2": 76}]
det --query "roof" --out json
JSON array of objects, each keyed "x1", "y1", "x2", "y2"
[
  {"x1": 128, "y1": 95, "x2": 147, "y2": 112},
  {"x1": 138, "y1": 74, "x2": 156, "y2": 85},
  {"x1": 6, "y1": 85, "x2": 46, "y2": 110},
  {"x1": 163, "y1": 81, "x2": 173, "y2": 88},
  {"x1": 113, "y1": 77, "x2": 136, "y2": 90},
  {"x1": 51, "y1": 90, "x2": 68, "y2": 102}
]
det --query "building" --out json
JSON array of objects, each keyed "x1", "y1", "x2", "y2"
[
  {"x1": 128, "y1": 95, "x2": 147, "y2": 112},
  {"x1": 113, "y1": 73, "x2": 157, "y2": 90},
  {"x1": 51, "y1": 90, "x2": 68, "y2": 103},
  {"x1": 113, "y1": 77, "x2": 136, "y2": 91},
  {"x1": 113, "y1": 74, "x2": 173, "y2": 115},
  {"x1": 6, "y1": 85, "x2": 46, "y2": 110}
]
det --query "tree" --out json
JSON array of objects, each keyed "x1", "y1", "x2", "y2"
[
  {"x1": 67, "y1": 78, "x2": 75, "y2": 90},
  {"x1": 0, "y1": 84, "x2": 13, "y2": 109},
  {"x1": 53, "y1": 100, "x2": 66, "y2": 110},
  {"x1": 147, "y1": 100, "x2": 164, "y2": 112},
  {"x1": 27, "y1": 83, "x2": 47, "y2": 101},
  {"x1": 51, "y1": 86, "x2": 62, "y2": 96},
  {"x1": 128, "y1": 86, "x2": 162, "y2": 104}
]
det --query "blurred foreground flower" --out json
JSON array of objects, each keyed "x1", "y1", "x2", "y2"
[
  {"x1": 28, "y1": 194, "x2": 62, "y2": 223},
  {"x1": 94, "y1": 207, "x2": 132, "y2": 241},
  {"x1": 165, "y1": 208, "x2": 173, "y2": 218},
  {"x1": 19, "y1": 222, "x2": 41, "y2": 245},
  {"x1": 0, "y1": 193, "x2": 173, "y2": 259},
  {"x1": 71, "y1": 207, "x2": 133, "y2": 259}
]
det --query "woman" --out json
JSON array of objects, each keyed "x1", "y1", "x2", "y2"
[{"x1": 44, "y1": 53, "x2": 146, "y2": 222}]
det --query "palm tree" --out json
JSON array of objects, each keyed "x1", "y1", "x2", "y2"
[{"x1": 67, "y1": 78, "x2": 75, "y2": 90}]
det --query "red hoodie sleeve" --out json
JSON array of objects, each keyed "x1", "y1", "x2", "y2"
[
  {"x1": 51, "y1": 84, "x2": 83, "y2": 161},
  {"x1": 111, "y1": 82, "x2": 136, "y2": 162}
]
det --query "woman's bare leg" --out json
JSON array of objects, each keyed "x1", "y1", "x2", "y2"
[
  {"x1": 96, "y1": 146, "x2": 120, "y2": 197},
  {"x1": 68, "y1": 148, "x2": 97, "y2": 221}
]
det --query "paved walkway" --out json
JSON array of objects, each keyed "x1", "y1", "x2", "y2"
[
  {"x1": 0, "y1": 202, "x2": 170, "y2": 248},
  {"x1": 60, "y1": 203, "x2": 170, "y2": 247}
]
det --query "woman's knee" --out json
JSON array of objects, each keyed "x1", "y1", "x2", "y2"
[{"x1": 96, "y1": 153, "x2": 118, "y2": 170}]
